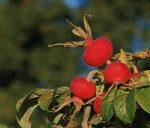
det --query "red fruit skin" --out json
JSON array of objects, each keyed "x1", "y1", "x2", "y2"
[
  {"x1": 83, "y1": 37, "x2": 113, "y2": 67},
  {"x1": 84, "y1": 37, "x2": 93, "y2": 48},
  {"x1": 104, "y1": 62, "x2": 130, "y2": 85},
  {"x1": 70, "y1": 77, "x2": 96, "y2": 99},
  {"x1": 130, "y1": 72, "x2": 141, "y2": 78},
  {"x1": 93, "y1": 93, "x2": 105, "y2": 114}
]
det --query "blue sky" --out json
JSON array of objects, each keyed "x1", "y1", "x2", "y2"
[{"x1": 64, "y1": 0, "x2": 88, "y2": 8}]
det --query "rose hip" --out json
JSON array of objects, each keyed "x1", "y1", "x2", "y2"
[
  {"x1": 104, "y1": 62, "x2": 130, "y2": 84},
  {"x1": 83, "y1": 37, "x2": 113, "y2": 67},
  {"x1": 93, "y1": 93, "x2": 106, "y2": 114},
  {"x1": 70, "y1": 77, "x2": 96, "y2": 99}
]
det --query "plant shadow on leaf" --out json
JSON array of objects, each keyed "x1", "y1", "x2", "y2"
[
  {"x1": 17, "y1": 98, "x2": 38, "y2": 120},
  {"x1": 132, "y1": 108, "x2": 150, "y2": 128},
  {"x1": 46, "y1": 100, "x2": 76, "y2": 127}
]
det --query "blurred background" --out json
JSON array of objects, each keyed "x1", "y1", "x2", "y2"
[{"x1": 0, "y1": 0, "x2": 149, "y2": 127}]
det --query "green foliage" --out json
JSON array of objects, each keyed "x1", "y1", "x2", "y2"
[
  {"x1": 17, "y1": 105, "x2": 38, "y2": 128},
  {"x1": 38, "y1": 89, "x2": 55, "y2": 111},
  {"x1": 16, "y1": 49, "x2": 150, "y2": 128},
  {"x1": 16, "y1": 88, "x2": 50, "y2": 128},
  {"x1": 102, "y1": 86, "x2": 117, "y2": 121},
  {"x1": 114, "y1": 89, "x2": 136, "y2": 124},
  {"x1": 16, "y1": 87, "x2": 71, "y2": 128},
  {"x1": 136, "y1": 87, "x2": 150, "y2": 114},
  {"x1": 54, "y1": 87, "x2": 71, "y2": 103},
  {"x1": 0, "y1": 0, "x2": 149, "y2": 127}
]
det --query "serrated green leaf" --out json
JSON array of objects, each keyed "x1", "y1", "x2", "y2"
[
  {"x1": 16, "y1": 88, "x2": 49, "y2": 115},
  {"x1": 102, "y1": 86, "x2": 117, "y2": 121},
  {"x1": 17, "y1": 98, "x2": 39, "y2": 120},
  {"x1": 114, "y1": 89, "x2": 136, "y2": 124},
  {"x1": 135, "y1": 87, "x2": 150, "y2": 114},
  {"x1": 17, "y1": 105, "x2": 38, "y2": 128},
  {"x1": 16, "y1": 88, "x2": 51, "y2": 128},
  {"x1": 54, "y1": 87, "x2": 71, "y2": 103},
  {"x1": 26, "y1": 88, "x2": 48, "y2": 100},
  {"x1": 16, "y1": 88, "x2": 50, "y2": 112},
  {"x1": 38, "y1": 89, "x2": 55, "y2": 110}
]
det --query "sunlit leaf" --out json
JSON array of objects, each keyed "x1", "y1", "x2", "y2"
[
  {"x1": 127, "y1": 70, "x2": 150, "y2": 88},
  {"x1": 112, "y1": 50, "x2": 133, "y2": 62},
  {"x1": 54, "y1": 87, "x2": 71, "y2": 103},
  {"x1": 118, "y1": 49, "x2": 127, "y2": 64},
  {"x1": 114, "y1": 89, "x2": 136, "y2": 124},
  {"x1": 134, "y1": 49, "x2": 150, "y2": 59},
  {"x1": 102, "y1": 86, "x2": 117, "y2": 121},
  {"x1": 16, "y1": 97, "x2": 26, "y2": 112},
  {"x1": 38, "y1": 89, "x2": 55, "y2": 110},
  {"x1": 17, "y1": 105, "x2": 38, "y2": 128},
  {"x1": 26, "y1": 88, "x2": 48, "y2": 100},
  {"x1": 16, "y1": 88, "x2": 49, "y2": 114},
  {"x1": 16, "y1": 88, "x2": 52, "y2": 128}
]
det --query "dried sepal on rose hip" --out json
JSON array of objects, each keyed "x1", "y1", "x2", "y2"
[
  {"x1": 70, "y1": 77, "x2": 96, "y2": 99},
  {"x1": 104, "y1": 62, "x2": 131, "y2": 85},
  {"x1": 93, "y1": 93, "x2": 106, "y2": 114}
]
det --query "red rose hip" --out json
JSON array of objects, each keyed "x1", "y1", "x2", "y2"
[
  {"x1": 83, "y1": 37, "x2": 113, "y2": 67},
  {"x1": 93, "y1": 93, "x2": 105, "y2": 114},
  {"x1": 104, "y1": 62, "x2": 130, "y2": 84},
  {"x1": 70, "y1": 77, "x2": 96, "y2": 99}
]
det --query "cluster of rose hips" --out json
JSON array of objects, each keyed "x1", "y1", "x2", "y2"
[
  {"x1": 70, "y1": 37, "x2": 136, "y2": 114},
  {"x1": 49, "y1": 14, "x2": 140, "y2": 115}
]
